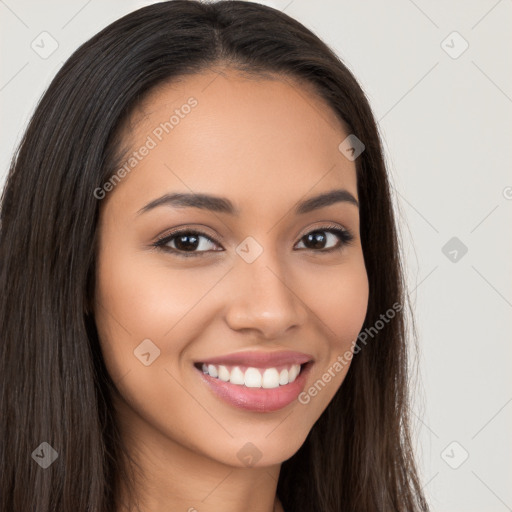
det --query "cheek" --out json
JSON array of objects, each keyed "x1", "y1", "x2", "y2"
[
  {"x1": 298, "y1": 256, "x2": 369, "y2": 349},
  {"x1": 93, "y1": 244, "x2": 228, "y2": 376},
  {"x1": 330, "y1": 270, "x2": 369, "y2": 347},
  {"x1": 93, "y1": 246, "x2": 223, "y2": 442},
  {"x1": 294, "y1": 257, "x2": 368, "y2": 413},
  {"x1": 96, "y1": 248, "x2": 209, "y2": 336}
]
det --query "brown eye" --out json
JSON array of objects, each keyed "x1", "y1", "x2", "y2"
[
  {"x1": 154, "y1": 229, "x2": 222, "y2": 258},
  {"x1": 295, "y1": 227, "x2": 354, "y2": 252}
]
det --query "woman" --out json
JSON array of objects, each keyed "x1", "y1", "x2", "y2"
[{"x1": 0, "y1": 1, "x2": 430, "y2": 511}]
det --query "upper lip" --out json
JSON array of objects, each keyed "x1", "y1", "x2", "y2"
[{"x1": 197, "y1": 350, "x2": 313, "y2": 367}]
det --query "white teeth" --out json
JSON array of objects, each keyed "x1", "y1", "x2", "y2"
[
  {"x1": 244, "y1": 367, "x2": 262, "y2": 388},
  {"x1": 230, "y1": 366, "x2": 245, "y2": 385},
  {"x1": 218, "y1": 365, "x2": 230, "y2": 381},
  {"x1": 200, "y1": 363, "x2": 302, "y2": 388},
  {"x1": 262, "y1": 368, "x2": 280, "y2": 388},
  {"x1": 207, "y1": 364, "x2": 218, "y2": 378},
  {"x1": 288, "y1": 364, "x2": 299, "y2": 383}
]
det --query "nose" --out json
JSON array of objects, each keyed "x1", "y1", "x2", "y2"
[{"x1": 223, "y1": 251, "x2": 307, "y2": 339}]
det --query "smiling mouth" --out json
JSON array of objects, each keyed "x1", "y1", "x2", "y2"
[{"x1": 193, "y1": 361, "x2": 310, "y2": 388}]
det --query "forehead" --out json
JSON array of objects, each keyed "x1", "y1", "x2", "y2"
[{"x1": 108, "y1": 68, "x2": 357, "y2": 214}]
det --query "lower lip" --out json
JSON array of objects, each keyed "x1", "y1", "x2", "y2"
[{"x1": 196, "y1": 363, "x2": 313, "y2": 412}]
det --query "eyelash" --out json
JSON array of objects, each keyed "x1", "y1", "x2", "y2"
[{"x1": 152, "y1": 223, "x2": 355, "y2": 259}]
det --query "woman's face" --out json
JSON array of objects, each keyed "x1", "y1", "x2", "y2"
[{"x1": 94, "y1": 69, "x2": 369, "y2": 468}]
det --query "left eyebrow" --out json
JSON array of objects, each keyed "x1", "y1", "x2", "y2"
[
  {"x1": 294, "y1": 189, "x2": 359, "y2": 214},
  {"x1": 136, "y1": 188, "x2": 359, "y2": 217}
]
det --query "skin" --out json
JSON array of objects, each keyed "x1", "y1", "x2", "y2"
[{"x1": 94, "y1": 68, "x2": 369, "y2": 512}]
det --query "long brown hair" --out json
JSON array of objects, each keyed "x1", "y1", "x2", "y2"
[{"x1": 0, "y1": 1, "x2": 430, "y2": 510}]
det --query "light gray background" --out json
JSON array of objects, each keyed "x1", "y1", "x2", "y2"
[{"x1": 1, "y1": 1, "x2": 511, "y2": 510}]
